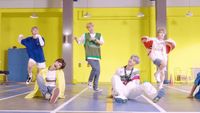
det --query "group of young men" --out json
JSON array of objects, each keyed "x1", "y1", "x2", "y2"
[{"x1": 19, "y1": 23, "x2": 200, "y2": 104}]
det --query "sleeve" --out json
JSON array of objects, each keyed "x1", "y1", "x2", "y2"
[
  {"x1": 99, "y1": 35, "x2": 104, "y2": 44},
  {"x1": 57, "y1": 70, "x2": 66, "y2": 98},
  {"x1": 21, "y1": 38, "x2": 29, "y2": 46},
  {"x1": 114, "y1": 68, "x2": 123, "y2": 76},
  {"x1": 141, "y1": 36, "x2": 153, "y2": 49},
  {"x1": 38, "y1": 36, "x2": 45, "y2": 46},
  {"x1": 130, "y1": 69, "x2": 140, "y2": 80},
  {"x1": 165, "y1": 39, "x2": 176, "y2": 54},
  {"x1": 77, "y1": 34, "x2": 85, "y2": 45}
]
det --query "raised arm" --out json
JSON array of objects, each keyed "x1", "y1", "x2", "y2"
[
  {"x1": 18, "y1": 34, "x2": 24, "y2": 44},
  {"x1": 36, "y1": 34, "x2": 45, "y2": 46},
  {"x1": 74, "y1": 34, "x2": 85, "y2": 45}
]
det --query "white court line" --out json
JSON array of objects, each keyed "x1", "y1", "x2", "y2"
[
  {"x1": 141, "y1": 95, "x2": 167, "y2": 112},
  {"x1": 165, "y1": 85, "x2": 190, "y2": 94},
  {"x1": 3, "y1": 84, "x2": 23, "y2": 88},
  {"x1": 0, "y1": 86, "x2": 30, "y2": 93},
  {"x1": 58, "y1": 111, "x2": 158, "y2": 113},
  {"x1": 0, "y1": 110, "x2": 51, "y2": 113},
  {"x1": 0, "y1": 91, "x2": 31, "y2": 101},
  {"x1": 50, "y1": 87, "x2": 88, "y2": 113},
  {"x1": 58, "y1": 112, "x2": 200, "y2": 113}
]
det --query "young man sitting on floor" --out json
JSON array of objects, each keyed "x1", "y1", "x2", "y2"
[
  {"x1": 111, "y1": 55, "x2": 165, "y2": 103},
  {"x1": 25, "y1": 58, "x2": 66, "y2": 104}
]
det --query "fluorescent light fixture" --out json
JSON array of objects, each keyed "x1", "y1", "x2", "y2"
[
  {"x1": 185, "y1": 11, "x2": 193, "y2": 17},
  {"x1": 137, "y1": 12, "x2": 145, "y2": 18},
  {"x1": 30, "y1": 13, "x2": 38, "y2": 19},
  {"x1": 83, "y1": 12, "x2": 91, "y2": 18}
]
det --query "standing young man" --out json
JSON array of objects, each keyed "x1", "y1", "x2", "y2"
[
  {"x1": 18, "y1": 26, "x2": 46, "y2": 84},
  {"x1": 25, "y1": 58, "x2": 66, "y2": 104},
  {"x1": 74, "y1": 22, "x2": 104, "y2": 92},
  {"x1": 141, "y1": 28, "x2": 176, "y2": 89}
]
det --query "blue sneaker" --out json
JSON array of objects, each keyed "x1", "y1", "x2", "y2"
[
  {"x1": 153, "y1": 88, "x2": 165, "y2": 103},
  {"x1": 114, "y1": 96, "x2": 128, "y2": 103}
]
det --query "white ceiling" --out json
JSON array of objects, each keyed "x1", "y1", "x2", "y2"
[{"x1": 0, "y1": 0, "x2": 199, "y2": 8}]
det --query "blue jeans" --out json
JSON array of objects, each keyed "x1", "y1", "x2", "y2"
[
  {"x1": 194, "y1": 73, "x2": 200, "y2": 99},
  {"x1": 37, "y1": 76, "x2": 55, "y2": 96},
  {"x1": 87, "y1": 59, "x2": 100, "y2": 90}
]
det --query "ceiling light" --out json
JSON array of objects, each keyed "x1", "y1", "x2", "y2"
[
  {"x1": 185, "y1": 0, "x2": 193, "y2": 17},
  {"x1": 137, "y1": 12, "x2": 145, "y2": 18},
  {"x1": 83, "y1": 12, "x2": 91, "y2": 18},
  {"x1": 30, "y1": 13, "x2": 38, "y2": 19},
  {"x1": 185, "y1": 11, "x2": 193, "y2": 17}
]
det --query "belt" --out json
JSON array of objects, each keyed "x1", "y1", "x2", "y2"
[{"x1": 46, "y1": 79, "x2": 56, "y2": 82}]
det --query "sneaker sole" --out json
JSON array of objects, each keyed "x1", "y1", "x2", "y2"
[
  {"x1": 25, "y1": 77, "x2": 32, "y2": 85},
  {"x1": 50, "y1": 88, "x2": 60, "y2": 104},
  {"x1": 94, "y1": 89, "x2": 103, "y2": 92},
  {"x1": 153, "y1": 97, "x2": 160, "y2": 103},
  {"x1": 114, "y1": 98, "x2": 127, "y2": 103}
]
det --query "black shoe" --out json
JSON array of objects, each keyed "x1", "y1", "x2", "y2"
[{"x1": 26, "y1": 77, "x2": 32, "y2": 84}]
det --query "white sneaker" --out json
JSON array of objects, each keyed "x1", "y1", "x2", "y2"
[
  {"x1": 45, "y1": 93, "x2": 51, "y2": 100},
  {"x1": 88, "y1": 82, "x2": 93, "y2": 89},
  {"x1": 114, "y1": 95, "x2": 128, "y2": 103},
  {"x1": 94, "y1": 88, "x2": 103, "y2": 92}
]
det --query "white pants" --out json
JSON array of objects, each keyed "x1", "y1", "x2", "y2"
[
  {"x1": 112, "y1": 75, "x2": 157, "y2": 99},
  {"x1": 29, "y1": 58, "x2": 46, "y2": 69}
]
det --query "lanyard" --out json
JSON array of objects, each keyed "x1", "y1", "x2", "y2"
[{"x1": 124, "y1": 65, "x2": 133, "y2": 80}]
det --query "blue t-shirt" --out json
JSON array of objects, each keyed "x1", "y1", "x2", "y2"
[{"x1": 21, "y1": 36, "x2": 45, "y2": 63}]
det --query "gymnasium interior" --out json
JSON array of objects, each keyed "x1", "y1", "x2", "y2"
[{"x1": 0, "y1": 0, "x2": 200, "y2": 113}]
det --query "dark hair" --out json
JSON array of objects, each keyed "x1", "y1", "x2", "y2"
[{"x1": 56, "y1": 58, "x2": 66, "y2": 69}]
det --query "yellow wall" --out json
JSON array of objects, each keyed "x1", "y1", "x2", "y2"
[
  {"x1": 0, "y1": 9, "x2": 62, "y2": 81},
  {"x1": 73, "y1": 8, "x2": 152, "y2": 83},
  {"x1": 167, "y1": 7, "x2": 200, "y2": 82},
  {"x1": 1, "y1": 7, "x2": 200, "y2": 83}
]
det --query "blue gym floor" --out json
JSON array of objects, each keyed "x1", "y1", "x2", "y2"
[{"x1": 0, "y1": 83, "x2": 199, "y2": 113}]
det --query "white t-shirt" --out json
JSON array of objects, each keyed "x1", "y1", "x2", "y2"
[
  {"x1": 115, "y1": 67, "x2": 140, "y2": 85},
  {"x1": 46, "y1": 70, "x2": 56, "y2": 87},
  {"x1": 149, "y1": 38, "x2": 167, "y2": 63},
  {"x1": 78, "y1": 33, "x2": 104, "y2": 45}
]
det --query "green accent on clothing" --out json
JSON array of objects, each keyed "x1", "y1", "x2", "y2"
[{"x1": 84, "y1": 33, "x2": 101, "y2": 60}]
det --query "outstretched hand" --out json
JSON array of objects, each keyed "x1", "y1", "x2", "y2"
[
  {"x1": 18, "y1": 34, "x2": 24, "y2": 43},
  {"x1": 18, "y1": 34, "x2": 24, "y2": 39},
  {"x1": 35, "y1": 34, "x2": 42, "y2": 38},
  {"x1": 141, "y1": 36, "x2": 149, "y2": 42},
  {"x1": 73, "y1": 36, "x2": 79, "y2": 43},
  {"x1": 73, "y1": 36, "x2": 77, "y2": 40}
]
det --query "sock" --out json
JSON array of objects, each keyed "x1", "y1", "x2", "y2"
[
  {"x1": 157, "y1": 88, "x2": 165, "y2": 98},
  {"x1": 29, "y1": 73, "x2": 32, "y2": 78}
]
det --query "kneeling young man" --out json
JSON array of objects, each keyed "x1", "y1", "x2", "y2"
[
  {"x1": 25, "y1": 58, "x2": 66, "y2": 104},
  {"x1": 188, "y1": 72, "x2": 200, "y2": 99},
  {"x1": 111, "y1": 55, "x2": 165, "y2": 103}
]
